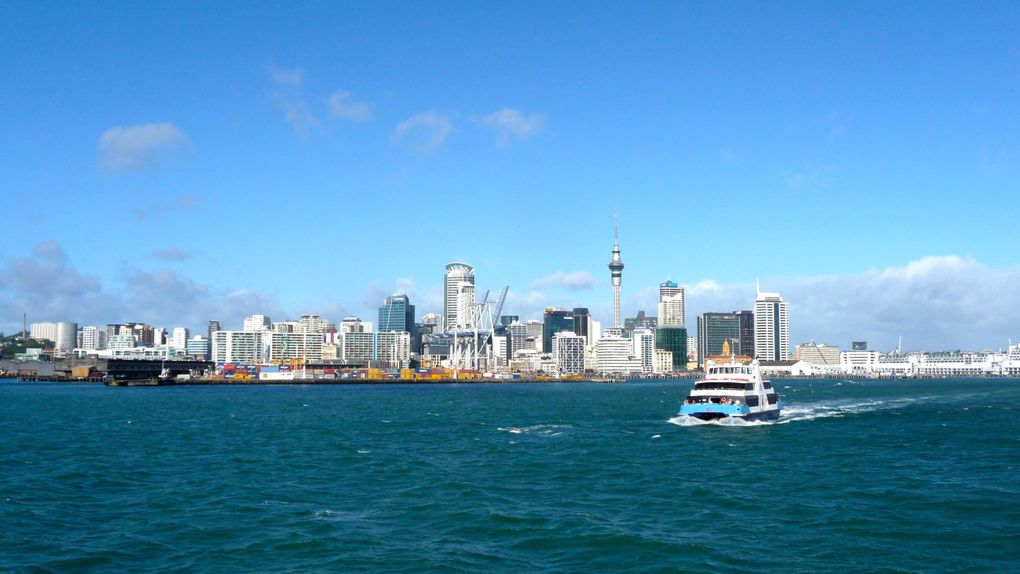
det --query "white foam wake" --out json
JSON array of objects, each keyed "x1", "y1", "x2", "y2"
[
  {"x1": 497, "y1": 424, "x2": 572, "y2": 436},
  {"x1": 667, "y1": 397, "x2": 923, "y2": 427}
]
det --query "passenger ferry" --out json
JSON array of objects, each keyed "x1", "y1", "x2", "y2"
[{"x1": 680, "y1": 359, "x2": 782, "y2": 421}]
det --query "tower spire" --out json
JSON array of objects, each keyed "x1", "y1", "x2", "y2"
[{"x1": 608, "y1": 217, "x2": 624, "y2": 329}]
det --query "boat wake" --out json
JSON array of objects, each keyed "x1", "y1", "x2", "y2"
[
  {"x1": 667, "y1": 397, "x2": 924, "y2": 427},
  {"x1": 497, "y1": 424, "x2": 572, "y2": 436}
]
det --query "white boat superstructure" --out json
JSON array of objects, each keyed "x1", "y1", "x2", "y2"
[{"x1": 679, "y1": 359, "x2": 782, "y2": 420}]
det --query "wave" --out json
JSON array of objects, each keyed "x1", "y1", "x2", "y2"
[{"x1": 667, "y1": 397, "x2": 925, "y2": 427}]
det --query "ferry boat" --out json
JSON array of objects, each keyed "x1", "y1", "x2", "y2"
[{"x1": 679, "y1": 359, "x2": 782, "y2": 421}]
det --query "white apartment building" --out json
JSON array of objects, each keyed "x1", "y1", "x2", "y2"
[
  {"x1": 270, "y1": 331, "x2": 323, "y2": 362},
  {"x1": 243, "y1": 314, "x2": 272, "y2": 332},
  {"x1": 80, "y1": 326, "x2": 107, "y2": 351},
  {"x1": 754, "y1": 286, "x2": 790, "y2": 362},
  {"x1": 593, "y1": 336, "x2": 643, "y2": 374},
  {"x1": 212, "y1": 331, "x2": 270, "y2": 364},
  {"x1": 376, "y1": 331, "x2": 411, "y2": 368},
  {"x1": 632, "y1": 328, "x2": 655, "y2": 373},
  {"x1": 171, "y1": 327, "x2": 189, "y2": 351},
  {"x1": 342, "y1": 331, "x2": 375, "y2": 364},
  {"x1": 658, "y1": 280, "x2": 685, "y2": 327},
  {"x1": 444, "y1": 262, "x2": 475, "y2": 331}
]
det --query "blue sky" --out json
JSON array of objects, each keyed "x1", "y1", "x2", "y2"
[{"x1": 2, "y1": 1, "x2": 1019, "y2": 350}]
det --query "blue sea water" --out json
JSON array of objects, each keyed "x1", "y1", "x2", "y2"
[{"x1": 1, "y1": 378, "x2": 1018, "y2": 573}]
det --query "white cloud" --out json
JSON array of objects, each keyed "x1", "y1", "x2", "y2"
[
  {"x1": 532, "y1": 271, "x2": 597, "y2": 290},
  {"x1": 393, "y1": 111, "x2": 453, "y2": 154},
  {"x1": 328, "y1": 90, "x2": 373, "y2": 122},
  {"x1": 275, "y1": 97, "x2": 318, "y2": 136},
  {"x1": 269, "y1": 66, "x2": 304, "y2": 88},
  {"x1": 152, "y1": 246, "x2": 192, "y2": 261},
  {"x1": 132, "y1": 195, "x2": 199, "y2": 221},
  {"x1": 478, "y1": 108, "x2": 544, "y2": 145},
  {"x1": 97, "y1": 122, "x2": 189, "y2": 172}
]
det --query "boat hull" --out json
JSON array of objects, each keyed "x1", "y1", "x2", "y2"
[{"x1": 679, "y1": 402, "x2": 782, "y2": 421}]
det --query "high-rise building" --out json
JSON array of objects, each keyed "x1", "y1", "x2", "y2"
[
  {"x1": 29, "y1": 322, "x2": 57, "y2": 343},
  {"x1": 696, "y1": 312, "x2": 741, "y2": 367},
  {"x1": 658, "y1": 280, "x2": 685, "y2": 327},
  {"x1": 444, "y1": 262, "x2": 475, "y2": 330},
  {"x1": 80, "y1": 326, "x2": 107, "y2": 351},
  {"x1": 736, "y1": 310, "x2": 755, "y2": 360},
  {"x1": 378, "y1": 294, "x2": 416, "y2": 332},
  {"x1": 506, "y1": 321, "x2": 529, "y2": 359},
  {"x1": 572, "y1": 308, "x2": 591, "y2": 341},
  {"x1": 553, "y1": 332, "x2": 586, "y2": 374},
  {"x1": 376, "y1": 331, "x2": 411, "y2": 368},
  {"x1": 299, "y1": 315, "x2": 329, "y2": 333},
  {"x1": 525, "y1": 320, "x2": 544, "y2": 351},
  {"x1": 341, "y1": 332, "x2": 375, "y2": 364},
  {"x1": 340, "y1": 316, "x2": 369, "y2": 334},
  {"x1": 754, "y1": 285, "x2": 790, "y2": 362},
  {"x1": 852, "y1": 341, "x2": 868, "y2": 351},
  {"x1": 171, "y1": 327, "x2": 189, "y2": 351},
  {"x1": 270, "y1": 331, "x2": 323, "y2": 362},
  {"x1": 243, "y1": 315, "x2": 271, "y2": 332},
  {"x1": 153, "y1": 327, "x2": 167, "y2": 346},
  {"x1": 211, "y1": 330, "x2": 269, "y2": 365},
  {"x1": 499, "y1": 315, "x2": 519, "y2": 327},
  {"x1": 632, "y1": 328, "x2": 655, "y2": 373},
  {"x1": 655, "y1": 326, "x2": 688, "y2": 371},
  {"x1": 207, "y1": 320, "x2": 221, "y2": 348},
  {"x1": 542, "y1": 308, "x2": 574, "y2": 353},
  {"x1": 608, "y1": 224, "x2": 624, "y2": 328}
]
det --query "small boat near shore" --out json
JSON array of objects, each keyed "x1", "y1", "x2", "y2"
[{"x1": 679, "y1": 359, "x2": 782, "y2": 421}]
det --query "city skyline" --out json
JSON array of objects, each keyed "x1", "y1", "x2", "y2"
[{"x1": 2, "y1": 3, "x2": 1019, "y2": 350}]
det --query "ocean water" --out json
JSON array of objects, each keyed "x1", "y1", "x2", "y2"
[{"x1": 1, "y1": 378, "x2": 1018, "y2": 573}]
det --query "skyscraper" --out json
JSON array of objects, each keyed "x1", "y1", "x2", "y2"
[
  {"x1": 754, "y1": 284, "x2": 790, "y2": 361},
  {"x1": 696, "y1": 312, "x2": 741, "y2": 368},
  {"x1": 378, "y1": 294, "x2": 415, "y2": 333},
  {"x1": 444, "y1": 262, "x2": 475, "y2": 330},
  {"x1": 207, "y1": 320, "x2": 221, "y2": 348},
  {"x1": 655, "y1": 325, "x2": 688, "y2": 371},
  {"x1": 572, "y1": 308, "x2": 591, "y2": 341},
  {"x1": 658, "y1": 280, "x2": 685, "y2": 327},
  {"x1": 736, "y1": 310, "x2": 755, "y2": 359},
  {"x1": 608, "y1": 224, "x2": 624, "y2": 328},
  {"x1": 542, "y1": 308, "x2": 574, "y2": 353}
]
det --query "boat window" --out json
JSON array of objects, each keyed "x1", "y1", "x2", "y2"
[
  {"x1": 768, "y1": 395, "x2": 778, "y2": 405},
  {"x1": 746, "y1": 396, "x2": 759, "y2": 407},
  {"x1": 694, "y1": 382, "x2": 748, "y2": 391},
  {"x1": 763, "y1": 381, "x2": 772, "y2": 389},
  {"x1": 745, "y1": 383, "x2": 754, "y2": 391}
]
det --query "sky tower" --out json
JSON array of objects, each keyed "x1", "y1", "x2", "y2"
[{"x1": 608, "y1": 221, "x2": 624, "y2": 328}]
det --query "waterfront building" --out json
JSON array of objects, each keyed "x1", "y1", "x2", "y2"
[
  {"x1": 608, "y1": 224, "x2": 625, "y2": 328},
  {"x1": 375, "y1": 331, "x2": 411, "y2": 368},
  {"x1": 654, "y1": 349, "x2": 674, "y2": 374},
  {"x1": 655, "y1": 325, "x2": 689, "y2": 371},
  {"x1": 658, "y1": 280, "x2": 685, "y2": 327},
  {"x1": 339, "y1": 316, "x2": 368, "y2": 334},
  {"x1": 754, "y1": 285, "x2": 790, "y2": 362},
  {"x1": 171, "y1": 327, "x2": 189, "y2": 352},
  {"x1": 80, "y1": 326, "x2": 107, "y2": 351},
  {"x1": 153, "y1": 328, "x2": 166, "y2": 346},
  {"x1": 211, "y1": 330, "x2": 270, "y2": 365},
  {"x1": 687, "y1": 335, "x2": 698, "y2": 365},
  {"x1": 795, "y1": 342, "x2": 841, "y2": 366},
  {"x1": 243, "y1": 315, "x2": 271, "y2": 332},
  {"x1": 696, "y1": 312, "x2": 741, "y2": 367},
  {"x1": 341, "y1": 331, "x2": 375, "y2": 364},
  {"x1": 553, "y1": 332, "x2": 586, "y2": 374},
  {"x1": 543, "y1": 308, "x2": 574, "y2": 353},
  {"x1": 186, "y1": 335, "x2": 209, "y2": 358},
  {"x1": 444, "y1": 262, "x2": 475, "y2": 330},
  {"x1": 270, "y1": 331, "x2": 323, "y2": 362},
  {"x1": 623, "y1": 311, "x2": 657, "y2": 338},
  {"x1": 840, "y1": 349, "x2": 881, "y2": 374},
  {"x1": 593, "y1": 335, "x2": 642, "y2": 374},
  {"x1": 632, "y1": 328, "x2": 655, "y2": 373}
]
